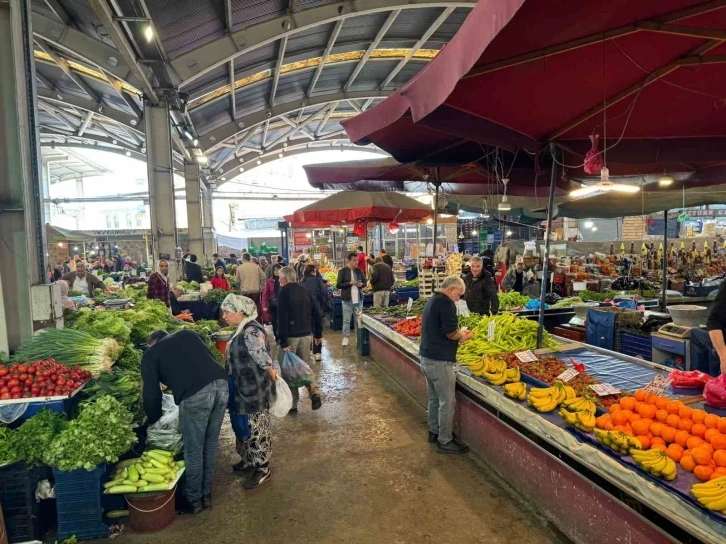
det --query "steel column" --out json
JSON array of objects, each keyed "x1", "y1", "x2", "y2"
[
  {"x1": 184, "y1": 160, "x2": 204, "y2": 261},
  {"x1": 145, "y1": 101, "x2": 179, "y2": 281},
  {"x1": 661, "y1": 210, "x2": 669, "y2": 312},
  {"x1": 201, "y1": 184, "x2": 216, "y2": 263},
  {"x1": 0, "y1": 0, "x2": 46, "y2": 352},
  {"x1": 537, "y1": 144, "x2": 559, "y2": 348}
]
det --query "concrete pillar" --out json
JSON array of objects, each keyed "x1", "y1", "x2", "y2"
[
  {"x1": 184, "y1": 161, "x2": 204, "y2": 261},
  {"x1": 201, "y1": 184, "x2": 216, "y2": 264},
  {"x1": 145, "y1": 101, "x2": 179, "y2": 281},
  {"x1": 0, "y1": 0, "x2": 46, "y2": 353}
]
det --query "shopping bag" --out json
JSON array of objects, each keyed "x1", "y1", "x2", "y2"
[
  {"x1": 704, "y1": 374, "x2": 726, "y2": 409},
  {"x1": 281, "y1": 350, "x2": 314, "y2": 388},
  {"x1": 270, "y1": 378, "x2": 293, "y2": 418},
  {"x1": 147, "y1": 394, "x2": 183, "y2": 454},
  {"x1": 669, "y1": 370, "x2": 713, "y2": 389}
]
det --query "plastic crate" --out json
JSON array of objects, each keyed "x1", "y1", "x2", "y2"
[
  {"x1": 0, "y1": 462, "x2": 55, "y2": 543},
  {"x1": 621, "y1": 332, "x2": 652, "y2": 361},
  {"x1": 53, "y1": 465, "x2": 109, "y2": 541},
  {"x1": 356, "y1": 326, "x2": 370, "y2": 356}
]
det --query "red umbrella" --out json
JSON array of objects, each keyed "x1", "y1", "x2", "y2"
[
  {"x1": 285, "y1": 191, "x2": 432, "y2": 227},
  {"x1": 343, "y1": 0, "x2": 726, "y2": 178}
]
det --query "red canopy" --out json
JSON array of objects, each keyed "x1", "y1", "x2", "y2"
[
  {"x1": 343, "y1": 0, "x2": 726, "y2": 178},
  {"x1": 285, "y1": 191, "x2": 432, "y2": 227}
]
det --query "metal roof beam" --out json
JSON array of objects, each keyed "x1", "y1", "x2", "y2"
[
  {"x1": 87, "y1": 0, "x2": 159, "y2": 102},
  {"x1": 41, "y1": 141, "x2": 147, "y2": 163},
  {"x1": 314, "y1": 100, "x2": 338, "y2": 137},
  {"x1": 212, "y1": 127, "x2": 260, "y2": 172},
  {"x1": 379, "y1": 6, "x2": 453, "y2": 89},
  {"x1": 280, "y1": 115, "x2": 315, "y2": 140},
  {"x1": 270, "y1": 36, "x2": 288, "y2": 107},
  {"x1": 78, "y1": 111, "x2": 94, "y2": 136},
  {"x1": 170, "y1": 0, "x2": 476, "y2": 87},
  {"x1": 267, "y1": 104, "x2": 329, "y2": 148},
  {"x1": 344, "y1": 9, "x2": 399, "y2": 91},
  {"x1": 38, "y1": 42, "x2": 104, "y2": 105},
  {"x1": 261, "y1": 120, "x2": 270, "y2": 148},
  {"x1": 43, "y1": 0, "x2": 72, "y2": 26},
  {"x1": 201, "y1": 90, "x2": 391, "y2": 151},
  {"x1": 308, "y1": 19, "x2": 343, "y2": 97}
]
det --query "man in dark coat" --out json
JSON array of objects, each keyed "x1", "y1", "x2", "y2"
[{"x1": 463, "y1": 256, "x2": 499, "y2": 315}]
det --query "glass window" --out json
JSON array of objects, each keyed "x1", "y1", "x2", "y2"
[
  {"x1": 126, "y1": 215, "x2": 133, "y2": 228},
  {"x1": 136, "y1": 214, "x2": 143, "y2": 227},
  {"x1": 113, "y1": 215, "x2": 120, "y2": 228},
  {"x1": 106, "y1": 215, "x2": 113, "y2": 229}
]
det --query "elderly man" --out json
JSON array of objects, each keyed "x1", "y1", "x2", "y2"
[
  {"x1": 502, "y1": 262, "x2": 526, "y2": 293},
  {"x1": 61, "y1": 261, "x2": 108, "y2": 297},
  {"x1": 420, "y1": 276, "x2": 474, "y2": 454},
  {"x1": 235, "y1": 253, "x2": 266, "y2": 316},
  {"x1": 276, "y1": 266, "x2": 323, "y2": 411},
  {"x1": 463, "y1": 256, "x2": 499, "y2": 315}
]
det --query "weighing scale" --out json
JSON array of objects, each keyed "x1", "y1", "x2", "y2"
[
  {"x1": 104, "y1": 298, "x2": 131, "y2": 310},
  {"x1": 656, "y1": 323, "x2": 693, "y2": 339},
  {"x1": 569, "y1": 302, "x2": 599, "y2": 327}
]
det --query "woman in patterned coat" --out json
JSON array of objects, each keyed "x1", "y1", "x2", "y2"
[{"x1": 221, "y1": 294, "x2": 279, "y2": 489}]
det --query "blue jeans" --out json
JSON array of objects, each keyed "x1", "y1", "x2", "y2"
[
  {"x1": 420, "y1": 357, "x2": 457, "y2": 445},
  {"x1": 342, "y1": 300, "x2": 363, "y2": 339},
  {"x1": 179, "y1": 379, "x2": 229, "y2": 502}
]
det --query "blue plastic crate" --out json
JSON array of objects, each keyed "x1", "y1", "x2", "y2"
[
  {"x1": 0, "y1": 462, "x2": 55, "y2": 542},
  {"x1": 53, "y1": 465, "x2": 109, "y2": 541},
  {"x1": 621, "y1": 332, "x2": 652, "y2": 361}
]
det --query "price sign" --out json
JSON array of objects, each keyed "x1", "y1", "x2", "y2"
[
  {"x1": 589, "y1": 383, "x2": 621, "y2": 396},
  {"x1": 514, "y1": 350, "x2": 538, "y2": 363},
  {"x1": 556, "y1": 368, "x2": 579, "y2": 383},
  {"x1": 642, "y1": 375, "x2": 672, "y2": 396},
  {"x1": 455, "y1": 300, "x2": 470, "y2": 317},
  {"x1": 487, "y1": 321, "x2": 496, "y2": 342},
  {"x1": 406, "y1": 297, "x2": 413, "y2": 313}
]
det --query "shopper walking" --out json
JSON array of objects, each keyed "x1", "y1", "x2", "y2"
[
  {"x1": 370, "y1": 257, "x2": 394, "y2": 308},
  {"x1": 213, "y1": 253, "x2": 226, "y2": 272},
  {"x1": 235, "y1": 253, "x2": 266, "y2": 317},
  {"x1": 142, "y1": 329, "x2": 228, "y2": 513},
  {"x1": 211, "y1": 266, "x2": 231, "y2": 291},
  {"x1": 265, "y1": 256, "x2": 278, "y2": 278},
  {"x1": 300, "y1": 264, "x2": 330, "y2": 361},
  {"x1": 262, "y1": 264, "x2": 282, "y2": 334},
  {"x1": 276, "y1": 266, "x2": 323, "y2": 411},
  {"x1": 463, "y1": 256, "x2": 499, "y2": 315},
  {"x1": 356, "y1": 246, "x2": 368, "y2": 275},
  {"x1": 337, "y1": 252, "x2": 366, "y2": 346},
  {"x1": 61, "y1": 261, "x2": 108, "y2": 298},
  {"x1": 221, "y1": 294, "x2": 279, "y2": 489},
  {"x1": 146, "y1": 259, "x2": 172, "y2": 306},
  {"x1": 420, "y1": 276, "x2": 474, "y2": 454},
  {"x1": 502, "y1": 262, "x2": 526, "y2": 293}
]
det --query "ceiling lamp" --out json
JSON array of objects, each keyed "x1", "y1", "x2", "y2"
[
  {"x1": 583, "y1": 220, "x2": 594, "y2": 229},
  {"x1": 426, "y1": 218, "x2": 433, "y2": 225},
  {"x1": 471, "y1": 229, "x2": 478, "y2": 236},
  {"x1": 388, "y1": 220, "x2": 400, "y2": 234},
  {"x1": 658, "y1": 171, "x2": 674, "y2": 187},
  {"x1": 505, "y1": 230, "x2": 513, "y2": 236},
  {"x1": 592, "y1": 226, "x2": 598, "y2": 232},
  {"x1": 498, "y1": 179, "x2": 512, "y2": 211},
  {"x1": 570, "y1": 167, "x2": 640, "y2": 197},
  {"x1": 144, "y1": 25, "x2": 154, "y2": 43}
]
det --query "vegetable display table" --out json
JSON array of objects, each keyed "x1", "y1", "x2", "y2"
[
  {"x1": 361, "y1": 314, "x2": 725, "y2": 544},
  {"x1": 178, "y1": 300, "x2": 219, "y2": 322}
]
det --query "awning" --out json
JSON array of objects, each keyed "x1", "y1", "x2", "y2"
[{"x1": 45, "y1": 224, "x2": 96, "y2": 243}]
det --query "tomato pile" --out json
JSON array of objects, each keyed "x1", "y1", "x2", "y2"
[
  {"x1": 393, "y1": 315, "x2": 423, "y2": 337},
  {"x1": 0, "y1": 359, "x2": 92, "y2": 401}
]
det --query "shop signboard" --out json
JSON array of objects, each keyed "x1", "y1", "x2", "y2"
[{"x1": 293, "y1": 231, "x2": 312, "y2": 248}]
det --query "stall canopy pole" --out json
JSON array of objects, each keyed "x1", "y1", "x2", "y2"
[
  {"x1": 538, "y1": 144, "x2": 559, "y2": 348},
  {"x1": 662, "y1": 210, "x2": 669, "y2": 312},
  {"x1": 432, "y1": 180, "x2": 440, "y2": 257}
]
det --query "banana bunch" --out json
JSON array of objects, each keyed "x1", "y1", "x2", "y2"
[
  {"x1": 691, "y1": 477, "x2": 726, "y2": 512},
  {"x1": 561, "y1": 396, "x2": 596, "y2": 414},
  {"x1": 504, "y1": 382, "x2": 527, "y2": 400},
  {"x1": 527, "y1": 382, "x2": 575, "y2": 412},
  {"x1": 594, "y1": 429, "x2": 642, "y2": 455},
  {"x1": 560, "y1": 409, "x2": 596, "y2": 432},
  {"x1": 505, "y1": 367, "x2": 520, "y2": 383},
  {"x1": 631, "y1": 449, "x2": 677, "y2": 481}
]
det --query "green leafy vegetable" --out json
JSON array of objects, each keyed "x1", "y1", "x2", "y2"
[
  {"x1": 80, "y1": 369, "x2": 145, "y2": 425},
  {"x1": 0, "y1": 427, "x2": 18, "y2": 466},
  {"x1": 201, "y1": 289, "x2": 232, "y2": 304},
  {"x1": 70, "y1": 308, "x2": 132, "y2": 345},
  {"x1": 13, "y1": 409, "x2": 68, "y2": 467},
  {"x1": 44, "y1": 395, "x2": 137, "y2": 471},
  {"x1": 115, "y1": 344, "x2": 142, "y2": 370}
]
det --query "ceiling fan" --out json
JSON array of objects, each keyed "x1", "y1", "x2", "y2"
[{"x1": 569, "y1": 167, "x2": 640, "y2": 198}]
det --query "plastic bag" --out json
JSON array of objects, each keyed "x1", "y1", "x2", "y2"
[
  {"x1": 704, "y1": 374, "x2": 726, "y2": 408},
  {"x1": 270, "y1": 378, "x2": 293, "y2": 418},
  {"x1": 669, "y1": 369, "x2": 714, "y2": 389},
  {"x1": 147, "y1": 394, "x2": 183, "y2": 454},
  {"x1": 281, "y1": 351, "x2": 314, "y2": 388},
  {"x1": 583, "y1": 134, "x2": 603, "y2": 175}
]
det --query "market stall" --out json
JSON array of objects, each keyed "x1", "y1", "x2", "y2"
[{"x1": 359, "y1": 308, "x2": 726, "y2": 544}]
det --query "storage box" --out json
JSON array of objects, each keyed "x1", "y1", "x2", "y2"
[
  {"x1": 0, "y1": 463, "x2": 55, "y2": 543},
  {"x1": 53, "y1": 465, "x2": 108, "y2": 541}
]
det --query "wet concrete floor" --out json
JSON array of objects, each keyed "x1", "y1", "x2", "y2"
[{"x1": 98, "y1": 331, "x2": 567, "y2": 544}]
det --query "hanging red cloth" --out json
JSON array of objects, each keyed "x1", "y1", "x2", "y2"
[{"x1": 583, "y1": 134, "x2": 603, "y2": 175}]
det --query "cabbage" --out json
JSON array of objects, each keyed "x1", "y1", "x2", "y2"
[{"x1": 189, "y1": 281, "x2": 200, "y2": 290}]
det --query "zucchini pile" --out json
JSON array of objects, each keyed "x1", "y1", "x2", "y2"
[{"x1": 104, "y1": 449, "x2": 184, "y2": 494}]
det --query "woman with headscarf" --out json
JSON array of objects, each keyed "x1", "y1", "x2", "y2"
[
  {"x1": 57, "y1": 280, "x2": 76, "y2": 310},
  {"x1": 221, "y1": 294, "x2": 279, "y2": 489},
  {"x1": 146, "y1": 259, "x2": 171, "y2": 306},
  {"x1": 261, "y1": 264, "x2": 282, "y2": 335},
  {"x1": 210, "y1": 266, "x2": 231, "y2": 291}
]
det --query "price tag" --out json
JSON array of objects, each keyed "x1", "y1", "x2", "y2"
[
  {"x1": 589, "y1": 383, "x2": 621, "y2": 396},
  {"x1": 487, "y1": 321, "x2": 496, "y2": 342},
  {"x1": 514, "y1": 350, "x2": 537, "y2": 363},
  {"x1": 455, "y1": 300, "x2": 470, "y2": 317},
  {"x1": 556, "y1": 368, "x2": 579, "y2": 383},
  {"x1": 406, "y1": 297, "x2": 413, "y2": 313},
  {"x1": 642, "y1": 375, "x2": 672, "y2": 396}
]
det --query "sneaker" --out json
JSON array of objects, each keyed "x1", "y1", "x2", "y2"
[
  {"x1": 428, "y1": 432, "x2": 439, "y2": 444},
  {"x1": 314, "y1": 353, "x2": 321, "y2": 361},
  {"x1": 244, "y1": 468, "x2": 271, "y2": 489},
  {"x1": 436, "y1": 440, "x2": 470, "y2": 455},
  {"x1": 342, "y1": 337, "x2": 349, "y2": 347},
  {"x1": 289, "y1": 406, "x2": 298, "y2": 414},
  {"x1": 202, "y1": 495, "x2": 212, "y2": 509},
  {"x1": 311, "y1": 395, "x2": 322, "y2": 410},
  {"x1": 177, "y1": 496, "x2": 203, "y2": 515},
  {"x1": 232, "y1": 460, "x2": 254, "y2": 474}
]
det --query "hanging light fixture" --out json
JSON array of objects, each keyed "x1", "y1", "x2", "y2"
[
  {"x1": 505, "y1": 230, "x2": 513, "y2": 236},
  {"x1": 583, "y1": 220, "x2": 594, "y2": 229},
  {"x1": 570, "y1": 167, "x2": 640, "y2": 197},
  {"x1": 481, "y1": 198, "x2": 491, "y2": 219},
  {"x1": 658, "y1": 170, "x2": 674, "y2": 187},
  {"x1": 144, "y1": 25, "x2": 154, "y2": 43},
  {"x1": 426, "y1": 218, "x2": 433, "y2": 225},
  {"x1": 471, "y1": 229, "x2": 478, "y2": 236},
  {"x1": 388, "y1": 220, "x2": 400, "y2": 234},
  {"x1": 498, "y1": 179, "x2": 512, "y2": 211}
]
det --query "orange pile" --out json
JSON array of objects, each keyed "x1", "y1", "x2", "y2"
[{"x1": 595, "y1": 389, "x2": 726, "y2": 481}]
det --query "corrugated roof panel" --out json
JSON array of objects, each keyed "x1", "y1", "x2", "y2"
[
  {"x1": 345, "y1": 59, "x2": 399, "y2": 90},
  {"x1": 196, "y1": 107, "x2": 233, "y2": 135},
  {"x1": 56, "y1": 0, "x2": 118, "y2": 48},
  {"x1": 232, "y1": 0, "x2": 286, "y2": 29},
  {"x1": 337, "y1": 12, "x2": 389, "y2": 43},
  {"x1": 235, "y1": 81, "x2": 272, "y2": 118},
  {"x1": 310, "y1": 63, "x2": 355, "y2": 94},
  {"x1": 274, "y1": 70, "x2": 314, "y2": 102},
  {"x1": 385, "y1": 7, "x2": 446, "y2": 40},
  {"x1": 146, "y1": 0, "x2": 226, "y2": 58},
  {"x1": 293, "y1": 0, "x2": 339, "y2": 11},
  {"x1": 286, "y1": 22, "x2": 334, "y2": 57},
  {"x1": 390, "y1": 62, "x2": 425, "y2": 87},
  {"x1": 187, "y1": 65, "x2": 229, "y2": 101},
  {"x1": 80, "y1": 75, "x2": 134, "y2": 113},
  {"x1": 190, "y1": 94, "x2": 230, "y2": 129}
]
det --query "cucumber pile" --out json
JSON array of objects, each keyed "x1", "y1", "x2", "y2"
[{"x1": 104, "y1": 449, "x2": 184, "y2": 494}]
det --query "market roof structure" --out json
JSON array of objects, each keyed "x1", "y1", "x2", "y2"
[{"x1": 29, "y1": 0, "x2": 476, "y2": 184}]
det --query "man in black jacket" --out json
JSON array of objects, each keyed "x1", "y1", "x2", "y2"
[
  {"x1": 336, "y1": 252, "x2": 367, "y2": 347},
  {"x1": 463, "y1": 256, "x2": 499, "y2": 315},
  {"x1": 276, "y1": 266, "x2": 323, "y2": 411},
  {"x1": 707, "y1": 281, "x2": 726, "y2": 376},
  {"x1": 142, "y1": 330, "x2": 228, "y2": 513},
  {"x1": 370, "y1": 257, "x2": 394, "y2": 308},
  {"x1": 379, "y1": 248, "x2": 394, "y2": 269},
  {"x1": 185, "y1": 254, "x2": 204, "y2": 284}
]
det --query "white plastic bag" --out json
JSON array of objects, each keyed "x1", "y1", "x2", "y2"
[
  {"x1": 269, "y1": 378, "x2": 293, "y2": 418},
  {"x1": 147, "y1": 394, "x2": 183, "y2": 453}
]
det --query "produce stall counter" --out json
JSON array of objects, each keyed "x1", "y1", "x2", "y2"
[{"x1": 361, "y1": 314, "x2": 725, "y2": 544}]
